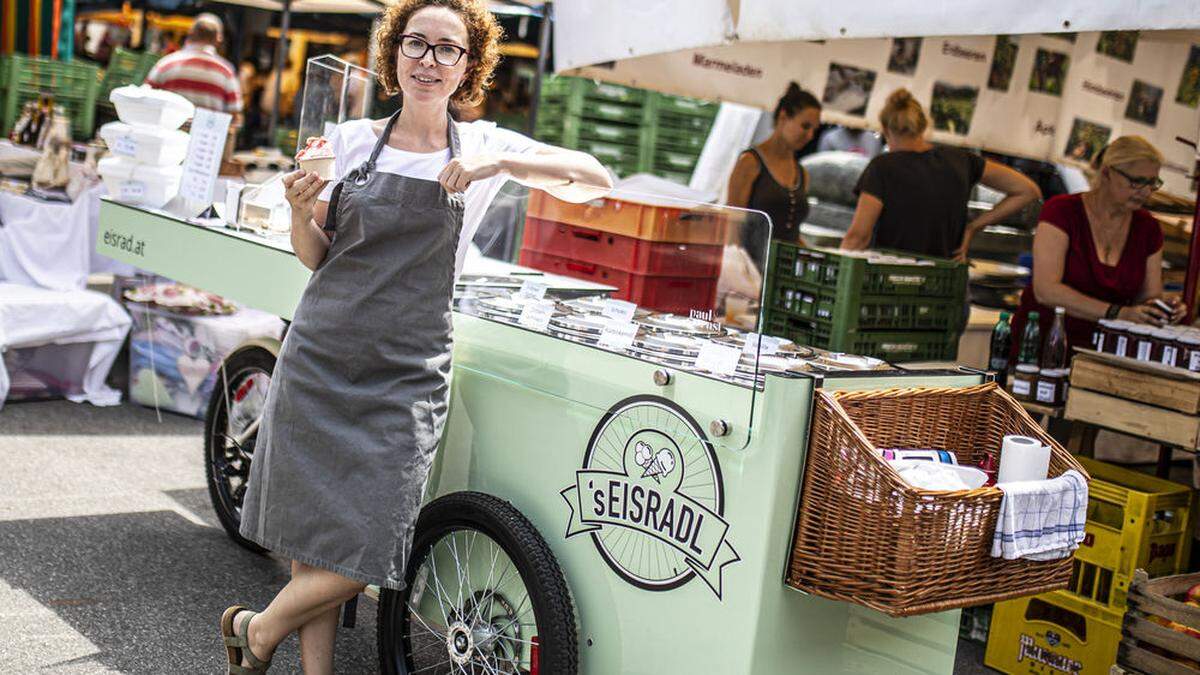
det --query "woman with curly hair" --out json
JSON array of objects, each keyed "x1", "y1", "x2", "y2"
[{"x1": 219, "y1": 1, "x2": 611, "y2": 672}]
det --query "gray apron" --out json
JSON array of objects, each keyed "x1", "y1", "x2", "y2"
[{"x1": 240, "y1": 110, "x2": 463, "y2": 590}]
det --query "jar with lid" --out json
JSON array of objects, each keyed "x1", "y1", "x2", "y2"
[
  {"x1": 1104, "y1": 320, "x2": 1134, "y2": 357},
  {"x1": 1094, "y1": 319, "x2": 1117, "y2": 352},
  {"x1": 1036, "y1": 368, "x2": 1069, "y2": 406},
  {"x1": 1129, "y1": 324, "x2": 1155, "y2": 361},
  {"x1": 1155, "y1": 327, "x2": 1182, "y2": 368},
  {"x1": 1182, "y1": 333, "x2": 1200, "y2": 373},
  {"x1": 1010, "y1": 364, "x2": 1039, "y2": 401}
]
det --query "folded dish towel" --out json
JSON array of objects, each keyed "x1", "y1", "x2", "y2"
[{"x1": 991, "y1": 469, "x2": 1088, "y2": 561}]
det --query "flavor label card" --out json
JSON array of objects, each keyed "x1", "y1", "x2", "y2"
[
  {"x1": 516, "y1": 280, "x2": 548, "y2": 301},
  {"x1": 742, "y1": 333, "x2": 783, "y2": 357},
  {"x1": 696, "y1": 342, "x2": 741, "y2": 375},
  {"x1": 599, "y1": 320, "x2": 639, "y2": 350},
  {"x1": 601, "y1": 299, "x2": 637, "y2": 323},
  {"x1": 518, "y1": 300, "x2": 555, "y2": 331}
]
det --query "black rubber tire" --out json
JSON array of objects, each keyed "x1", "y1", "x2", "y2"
[
  {"x1": 203, "y1": 345, "x2": 274, "y2": 555},
  {"x1": 377, "y1": 491, "x2": 578, "y2": 675}
]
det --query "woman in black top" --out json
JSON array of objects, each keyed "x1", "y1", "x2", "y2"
[
  {"x1": 727, "y1": 82, "x2": 821, "y2": 271},
  {"x1": 842, "y1": 88, "x2": 1040, "y2": 260}
]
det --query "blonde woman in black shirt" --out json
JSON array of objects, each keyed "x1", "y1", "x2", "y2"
[{"x1": 841, "y1": 89, "x2": 1040, "y2": 261}]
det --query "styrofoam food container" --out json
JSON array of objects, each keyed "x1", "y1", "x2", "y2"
[
  {"x1": 888, "y1": 459, "x2": 988, "y2": 490},
  {"x1": 100, "y1": 121, "x2": 190, "y2": 166},
  {"x1": 98, "y1": 155, "x2": 183, "y2": 208},
  {"x1": 110, "y1": 85, "x2": 195, "y2": 129}
]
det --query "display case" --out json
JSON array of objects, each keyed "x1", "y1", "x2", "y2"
[{"x1": 296, "y1": 55, "x2": 376, "y2": 146}]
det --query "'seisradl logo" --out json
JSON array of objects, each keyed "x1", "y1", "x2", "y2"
[{"x1": 562, "y1": 396, "x2": 739, "y2": 598}]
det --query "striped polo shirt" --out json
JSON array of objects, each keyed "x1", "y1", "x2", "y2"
[{"x1": 144, "y1": 44, "x2": 243, "y2": 114}]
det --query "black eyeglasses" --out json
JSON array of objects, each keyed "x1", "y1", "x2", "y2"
[
  {"x1": 399, "y1": 34, "x2": 468, "y2": 67},
  {"x1": 1111, "y1": 166, "x2": 1164, "y2": 191}
]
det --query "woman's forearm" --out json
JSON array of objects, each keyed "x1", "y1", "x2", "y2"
[
  {"x1": 1032, "y1": 280, "x2": 1112, "y2": 321},
  {"x1": 291, "y1": 216, "x2": 331, "y2": 271},
  {"x1": 500, "y1": 150, "x2": 612, "y2": 203}
]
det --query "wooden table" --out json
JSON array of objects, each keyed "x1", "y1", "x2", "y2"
[{"x1": 1064, "y1": 351, "x2": 1200, "y2": 477}]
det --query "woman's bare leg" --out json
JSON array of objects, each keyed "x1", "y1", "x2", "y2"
[{"x1": 233, "y1": 561, "x2": 364, "y2": 672}]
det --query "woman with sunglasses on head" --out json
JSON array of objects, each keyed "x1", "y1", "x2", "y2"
[
  {"x1": 219, "y1": 1, "x2": 611, "y2": 672},
  {"x1": 1009, "y1": 135, "x2": 1185, "y2": 359}
]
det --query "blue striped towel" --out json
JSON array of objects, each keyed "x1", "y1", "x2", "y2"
[{"x1": 991, "y1": 470, "x2": 1088, "y2": 561}]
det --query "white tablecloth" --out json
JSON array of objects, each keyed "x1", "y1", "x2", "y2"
[{"x1": 0, "y1": 183, "x2": 137, "y2": 291}]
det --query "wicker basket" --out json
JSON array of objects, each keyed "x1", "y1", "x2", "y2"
[{"x1": 786, "y1": 382, "x2": 1088, "y2": 617}]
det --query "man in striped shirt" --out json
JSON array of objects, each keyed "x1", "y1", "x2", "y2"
[{"x1": 144, "y1": 14, "x2": 243, "y2": 118}]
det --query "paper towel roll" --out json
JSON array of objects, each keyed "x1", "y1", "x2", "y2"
[{"x1": 997, "y1": 435, "x2": 1051, "y2": 484}]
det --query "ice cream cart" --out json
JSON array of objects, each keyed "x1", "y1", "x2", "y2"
[{"x1": 95, "y1": 184, "x2": 1079, "y2": 674}]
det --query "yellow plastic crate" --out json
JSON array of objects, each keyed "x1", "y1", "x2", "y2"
[
  {"x1": 985, "y1": 589, "x2": 1123, "y2": 675},
  {"x1": 1067, "y1": 457, "x2": 1194, "y2": 608}
]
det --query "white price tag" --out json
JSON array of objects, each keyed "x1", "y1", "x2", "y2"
[
  {"x1": 601, "y1": 299, "x2": 637, "y2": 323},
  {"x1": 1115, "y1": 336, "x2": 1129, "y2": 357},
  {"x1": 180, "y1": 108, "x2": 233, "y2": 205},
  {"x1": 1036, "y1": 381, "x2": 1056, "y2": 403},
  {"x1": 598, "y1": 320, "x2": 639, "y2": 350},
  {"x1": 118, "y1": 180, "x2": 146, "y2": 201},
  {"x1": 1137, "y1": 340, "x2": 1152, "y2": 361},
  {"x1": 742, "y1": 333, "x2": 783, "y2": 357},
  {"x1": 695, "y1": 342, "x2": 741, "y2": 376},
  {"x1": 516, "y1": 280, "x2": 548, "y2": 301},
  {"x1": 1012, "y1": 380, "x2": 1031, "y2": 396},
  {"x1": 113, "y1": 135, "x2": 138, "y2": 156},
  {"x1": 1163, "y1": 345, "x2": 1178, "y2": 366},
  {"x1": 517, "y1": 300, "x2": 555, "y2": 331},
  {"x1": 1191, "y1": 351, "x2": 1200, "y2": 371}
]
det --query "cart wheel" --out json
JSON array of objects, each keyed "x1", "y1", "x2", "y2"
[
  {"x1": 377, "y1": 491, "x2": 578, "y2": 675},
  {"x1": 204, "y1": 345, "x2": 274, "y2": 555}
]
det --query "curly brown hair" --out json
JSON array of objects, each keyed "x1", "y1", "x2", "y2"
[{"x1": 372, "y1": 0, "x2": 503, "y2": 108}]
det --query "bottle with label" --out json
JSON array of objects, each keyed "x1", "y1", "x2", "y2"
[
  {"x1": 1018, "y1": 310, "x2": 1041, "y2": 366},
  {"x1": 989, "y1": 311, "x2": 1013, "y2": 386},
  {"x1": 1041, "y1": 307, "x2": 1068, "y2": 369}
]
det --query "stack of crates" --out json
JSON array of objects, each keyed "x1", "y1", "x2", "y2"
[
  {"x1": 763, "y1": 243, "x2": 968, "y2": 361},
  {"x1": 534, "y1": 75, "x2": 717, "y2": 183},
  {"x1": 1, "y1": 55, "x2": 102, "y2": 140},
  {"x1": 518, "y1": 190, "x2": 727, "y2": 314},
  {"x1": 98, "y1": 48, "x2": 161, "y2": 116},
  {"x1": 984, "y1": 457, "x2": 1195, "y2": 675}
]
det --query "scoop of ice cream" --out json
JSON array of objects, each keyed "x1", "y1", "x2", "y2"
[{"x1": 296, "y1": 136, "x2": 335, "y2": 161}]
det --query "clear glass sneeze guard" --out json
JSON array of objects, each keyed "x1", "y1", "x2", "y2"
[{"x1": 298, "y1": 55, "x2": 377, "y2": 145}]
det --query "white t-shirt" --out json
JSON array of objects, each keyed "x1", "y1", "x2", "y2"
[{"x1": 316, "y1": 117, "x2": 545, "y2": 276}]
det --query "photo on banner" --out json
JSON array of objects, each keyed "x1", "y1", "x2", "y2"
[
  {"x1": 1063, "y1": 118, "x2": 1111, "y2": 163},
  {"x1": 1177, "y1": 45, "x2": 1200, "y2": 107},
  {"x1": 1096, "y1": 31, "x2": 1139, "y2": 63},
  {"x1": 1124, "y1": 79, "x2": 1163, "y2": 126},
  {"x1": 888, "y1": 38, "x2": 922, "y2": 75},
  {"x1": 988, "y1": 36, "x2": 1019, "y2": 91},
  {"x1": 931, "y1": 82, "x2": 979, "y2": 135},
  {"x1": 822, "y1": 63, "x2": 876, "y2": 115},
  {"x1": 1030, "y1": 48, "x2": 1070, "y2": 96}
]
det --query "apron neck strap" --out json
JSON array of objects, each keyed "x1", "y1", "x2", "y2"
[{"x1": 366, "y1": 109, "x2": 460, "y2": 170}]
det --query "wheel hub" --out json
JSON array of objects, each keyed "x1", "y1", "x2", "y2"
[{"x1": 447, "y1": 621, "x2": 475, "y2": 665}]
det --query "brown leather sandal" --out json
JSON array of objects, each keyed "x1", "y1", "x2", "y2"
[{"x1": 220, "y1": 605, "x2": 273, "y2": 674}]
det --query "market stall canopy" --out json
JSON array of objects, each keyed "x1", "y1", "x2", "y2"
[{"x1": 555, "y1": 0, "x2": 1200, "y2": 196}]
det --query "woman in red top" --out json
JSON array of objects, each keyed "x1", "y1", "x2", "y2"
[{"x1": 1011, "y1": 136, "x2": 1186, "y2": 356}]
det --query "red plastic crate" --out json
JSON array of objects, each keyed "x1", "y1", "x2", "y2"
[
  {"x1": 522, "y1": 218, "x2": 723, "y2": 278},
  {"x1": 518, "y1": 249, "x2": 718, "y2": 314}
]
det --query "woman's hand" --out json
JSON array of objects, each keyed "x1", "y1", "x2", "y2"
[
  {"x1": 1118, "y1": 300, "x2": 1171, "y2": 326},
  {"x1": 1161, "y1": 295, "x2": 1188, "y2": 324},
  {"x1": 438, "y1": 154, "x2": 506, "y2": 194},
  {"x1": 283, "y1": 170, "x2": 327, "y2": 224}
]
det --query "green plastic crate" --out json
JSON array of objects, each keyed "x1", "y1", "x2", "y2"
[
  {"x1": 768, "y1": 277, "x2": 965, "y2": 332},
  {"x1": 649, "y1": 91, "x2": 718, "y2": 118},
  {"x1": 764, "y1": 314, "x2": 960, "y2": 362},
  {"x1": 99, "y1": 48, "x2": 161, "y2": 111},
  {"x1": 771, "y1": 242, "x2": 968, "y2": 298},
  {"x1": 2, "y1": 55, "x2": 102, "y2": 139},
  {"x1": 540, "y1": 75, "x2": 646, "y2": 105},
  {"x1": 654, "y1": 148, "x2": 700, "y2": 172},
  {"x1": 575, "y1": 138, "x2": 640, "y2": 164}
]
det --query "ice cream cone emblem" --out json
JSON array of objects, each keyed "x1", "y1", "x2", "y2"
[{"x1": 634, "y1": 441, "x2": 676, "y2": 483}]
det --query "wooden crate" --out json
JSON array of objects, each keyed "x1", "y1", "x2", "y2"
[
  {"x1": 1118, "y1": 570, "x2": 1200, "y2": 674},
  {"x1": 1065, "y1": 388, "x2": 1200, "y2": 450},
  {"x1": 1071, "y1": 352, "x2": 1200, "y2": 414}
]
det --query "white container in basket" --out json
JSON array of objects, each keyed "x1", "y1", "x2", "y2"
[
  {"x1": 99, "y1": 121, "x2": 190, "y2": 166},
  {"x1": 110, "y1": 85, "x2": 195, "y2": 130},
  {"x1": 98, "y1": 155, "x2": 183, "y2": 208}
]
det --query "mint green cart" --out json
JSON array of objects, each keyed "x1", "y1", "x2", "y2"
[{"x1": 96, "y1": 190, "x2": 981, "y2": 675}]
